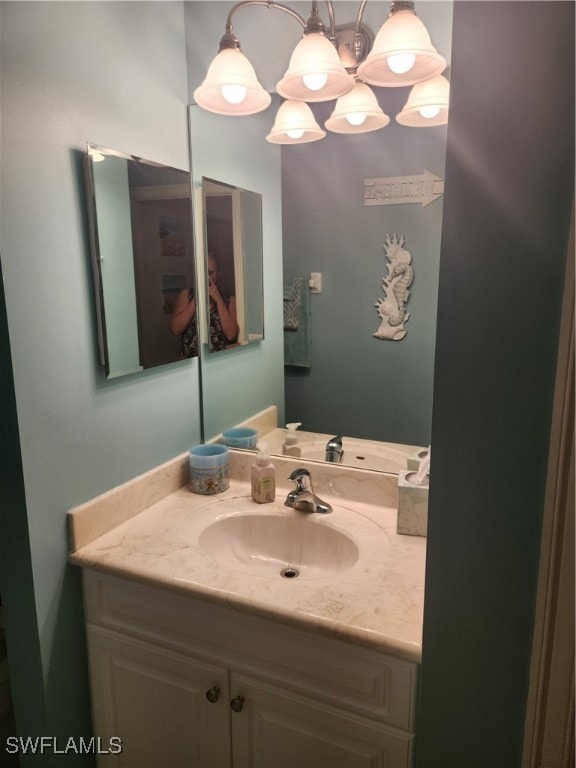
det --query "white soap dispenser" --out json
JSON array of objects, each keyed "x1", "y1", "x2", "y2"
[
  {"x1": 251, "y1": 442, "x2": 276, "y2": 503},
  {"x1": 282, "y1": 422, "x2": 302, "y2": 457}
]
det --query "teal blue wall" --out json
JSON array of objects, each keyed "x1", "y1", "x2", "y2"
[
  {"x1": 418, "y1": 2, "x2": 574, "y2": 765},
  {"x1": 186, "y1": 1, "x2": 452, "y2": 446},
  {"x1": 0, "y1": 261, "x2": 47, "y2": 758},
  {"x1": 278, "y1": 2, "x2": 452, "y2": 446},
  {"x1": 282, "y1": 107, "x2": 447, "y2": 445},
  {"x1": 0, "y1": 2, "x2": 200, "y2": 762}
]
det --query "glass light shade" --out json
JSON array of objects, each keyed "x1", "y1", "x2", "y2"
[
  {"x1": 357, "y1": 10, "x2": 446, "y2": 87},
  {"x1": 266, "y1": 100, "x2": 325, "y2": 144},
  {"x1": 276, "y1": 33, "x2": 355, "y2": 102},
  {"x1": 325, "y1": 82, "x2": 390, "y2": 134},
  {"x1": 193, "y1": 48, "x2": 271, "y2": 116},
  {"x1": 395, "y1": 73, "x2": 449, "y2": 126}
]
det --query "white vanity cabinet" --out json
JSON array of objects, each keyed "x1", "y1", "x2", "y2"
[
  {"x1": 87, "y1": 627, "x2": 231, "y2": 767},
  {"x1": 229, "y1": 673, "x2": 414, "y2": 767},
  {"x1": 82, "y1": 571, "x2": 419, "y2": 768}
]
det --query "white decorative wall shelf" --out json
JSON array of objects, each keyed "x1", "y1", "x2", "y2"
[
  {"x1": 374, "y1": 234, "x2": 413, "y2": 342},
  {"x1": 364, "y1": 170, "x2": 444, "y2": 208}
]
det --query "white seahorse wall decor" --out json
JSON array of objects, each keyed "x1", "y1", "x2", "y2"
[{"x1": 374, "y1": 234, "x2": 414, "y2": 341}]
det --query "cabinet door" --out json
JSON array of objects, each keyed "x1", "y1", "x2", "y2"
[
  {"x1": 87, "y1": 626, "x2": 231, "y2": 768},
  {"x1": 229, "y1": 673, "x2": 413, "y2": 768}
]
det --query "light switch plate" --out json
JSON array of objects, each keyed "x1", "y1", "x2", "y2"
[{"x1": 309, "y1": 272, "x2": 322, "y2": 293}]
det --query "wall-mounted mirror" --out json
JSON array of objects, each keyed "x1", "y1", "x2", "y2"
[
  {"x1": 187, "y1": 0, "x2": 453, "y2": 473},
  {"x1": 201, "y1": 177, "x2": 264, "y2": 352},
  {"x1": 84, "y1": 143, "x2": 197, "y2": 378}
]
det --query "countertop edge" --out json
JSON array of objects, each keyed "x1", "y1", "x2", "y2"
[{"x1": 69, "y1": 554, "x2": 422, "y2": 663}]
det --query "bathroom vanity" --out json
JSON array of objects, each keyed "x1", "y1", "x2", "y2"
[{"x1": 68, "y1": 450, "x2": 426, "y2": 767}]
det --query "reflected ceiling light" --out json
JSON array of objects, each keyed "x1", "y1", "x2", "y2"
[
  {"x1": 396, "y1": 72, "x2": 450, "y2": 126},
  {"x1": 276, "y1": 5, "x2": 355, "y2": 102},
  {"x1": 194, "y1": 0, "x2": 450, "y2": 140},
  {"x1": 193, "y1": 32, "x2": 271, "y2": 116},
  {"x1": 266, "y1": 100, "x2": 325, "y2": 144},
  {"x1": 325, "y1": 81, "x2": 390, "y2": 134},
  {"x1": 357, "y1": 1, "x2": 446, "y2": 87}
]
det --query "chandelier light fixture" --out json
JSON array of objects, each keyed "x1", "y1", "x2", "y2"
[
  {"x1": 266, "y1": 99, "x2": 326, "y2": 144},
  {"x1": 357, "y1": 2, "x2": 446, "y2": 87},
  {"x1": 395, "y1": 72, "x2": 450, "y2": 126},
  {"x1": 193, "y1": 0, "x2": 449, "y2": 143},
  {"x1": 193, "y1": 32, "x2": 272, "y2": 115},
  {"x1": 325, "y1": 80, "x2": 390, "y2": 134},
  {"x1": 276, "y1": 4, "x2": 356, "y2": 101}
]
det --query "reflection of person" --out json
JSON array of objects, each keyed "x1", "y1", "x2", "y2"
[
  {"x1": 170, "y1": 253, "x2": 239, "y2": 354},
  {"x1": 170, "y1": 286, "x2": 198, "y2": 358},
  {"x1": 206, "y1": 254, "x2": 239, "y2": 348}
]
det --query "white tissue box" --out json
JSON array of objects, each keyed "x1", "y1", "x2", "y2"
[{"x1": 397, "y1": 470, "x2": 428, "y2": 537}]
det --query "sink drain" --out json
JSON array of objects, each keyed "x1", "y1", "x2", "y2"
[{"x1": 280, "y1": 566, "x2": 300, "y2": 579}]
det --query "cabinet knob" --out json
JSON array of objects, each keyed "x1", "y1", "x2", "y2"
[
  {"x1": 205, "y1": 687, "x2": 220, "y2": 703},
  {"x1": 230, "y1": 695, "x2": 245, "y2": 713}
]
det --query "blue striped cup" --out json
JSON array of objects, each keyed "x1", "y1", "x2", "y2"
[
  {"x1": 222, "y1": 427, "x2": 258, "y2": 449},
  {"x1": 189, "y1": 444, "x2": 229, "y2": 495}
]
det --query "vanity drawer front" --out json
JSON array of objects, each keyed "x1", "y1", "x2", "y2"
[{"x1": 83, "y1": 570, "x2": 419, "y2": 731}]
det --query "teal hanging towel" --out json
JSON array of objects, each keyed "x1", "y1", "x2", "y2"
[{"x1": 283, "y1": 277, "x2": 311, "y2": 368}]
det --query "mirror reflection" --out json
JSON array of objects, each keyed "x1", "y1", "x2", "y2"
[
  {"x1": 223, "y1": 420, "x2": 428, "y2": 475},
  {"x1": 188, "y1": 0, "x2": 452, "y2": 473},
  {"x1": 84, "y1": 143, "x2": 197, "y2": 378},
  {"x1": 189, "y1": 85, "x2": 444, "y2": 473},
  {"x1": 201, "y1": 177, "x2": 264, "y2": 353}
]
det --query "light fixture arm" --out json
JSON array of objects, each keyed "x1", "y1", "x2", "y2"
[
  {"x1": 323, "y1": 1, "x2": 336, "y2": 42},
  {"x1": 220, "y1": 1, "x2": 344, "y2": 45},
  {"x1": 353, "y1": 0, "x2": 369, "y2": 61},
  {"x1": 222, "y1": 0, "x2": 307, "y2": 46}
]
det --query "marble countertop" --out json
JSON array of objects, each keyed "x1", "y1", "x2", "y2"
[{"x1": 68, "y1": 451, "x2": 426, "y2": 662}]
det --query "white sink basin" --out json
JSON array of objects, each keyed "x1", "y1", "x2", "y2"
[
  {"x1": 298, "y1": 440, "x2": 410, "y2": 473},
  {"x1": 198, "y1": 513, "x2": 359, "y2": 579}
]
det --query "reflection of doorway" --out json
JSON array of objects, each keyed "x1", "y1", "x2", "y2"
[
  {"x1": 130, "y1": 194, "x2": 195, "y2": 369},
  {"x1": 204, "y1": 193, "x2": 236, "y2": 299}
]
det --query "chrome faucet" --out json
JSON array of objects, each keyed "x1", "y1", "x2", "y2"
[
  {"x1": 325, "y1": 435, "x2": 344, "y2": 463},
  {"x1": 285, "y1": 468, "x2": 332, "y2": 514}
]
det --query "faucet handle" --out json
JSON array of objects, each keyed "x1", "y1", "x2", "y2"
[
  {"x1": 288, "y1": 467, "x2": 310, "y2": 480},
  {"x1": 288, "y1": 467, "x2": 311, "y2": 493},
  {"x1": 286, "y1": 468, "x2": 332, "y2": 514}
]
